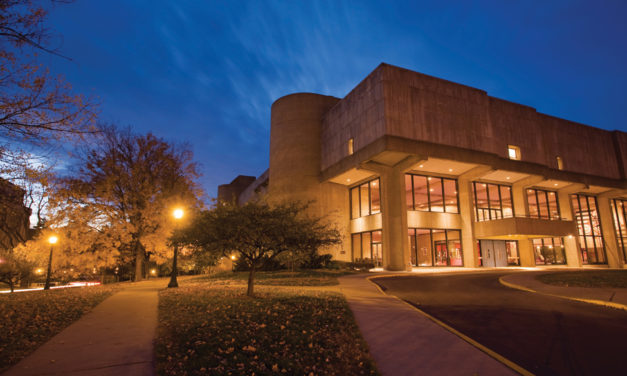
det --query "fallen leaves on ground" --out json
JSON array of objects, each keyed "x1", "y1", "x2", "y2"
[
  {"x1": 156, "y1": 279, "x2": 378, "y2": 376},
  {"x1": 0, "y1": 286, "x2": 116, "y2": 372}
]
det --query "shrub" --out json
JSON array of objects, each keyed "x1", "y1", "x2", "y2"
[
  {"x1": 300, "y1": 253, "x2": 333, "y2": 269},
  {"x1": 348, "y1": 258, "x2": 375, "y2": 270}
]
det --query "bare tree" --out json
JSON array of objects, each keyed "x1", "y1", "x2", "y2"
[{"x1": 0, "y1": 0, "x2": 96, "y2": 146}]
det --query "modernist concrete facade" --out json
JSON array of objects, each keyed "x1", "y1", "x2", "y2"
[{"x1": 219, "y1": 63, "x2": 627, "y2": 271}]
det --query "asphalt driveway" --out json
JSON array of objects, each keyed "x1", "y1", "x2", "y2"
[{"x1": 374, "y1": 272, "x2": 627, "y2": 376}]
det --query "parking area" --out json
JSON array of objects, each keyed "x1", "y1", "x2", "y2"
[{"x1": 374, "y1": 272, "x2": 627, "y2": 376}]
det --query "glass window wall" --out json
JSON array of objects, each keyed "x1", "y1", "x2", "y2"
[
  {"x1": 472, "y1": 182, "x2": 514, "y2": 221},
  {"x1": 351, "y1": 230, "x2": 382, "y2": 267},
  {"x1": 405, "y1": 174, "x2": 458, "y2": 213},
  {"x1": 571, "y1": 194, "x2": 606, "y2": 264},
  {"x1": 532, "y1": 237, "x2": 566, "y2": 265},
  {"x1": 349, "y1": 178, "x2": 381, "y2": 219},
  {"x1": 408, "y1": 228, "x2": 463, "y2": 267},
  {"x1": 610, "y1": 199, "x2": 627, "y2": 262},
  {"x1": 527, "y1": 188, "x2": 561, "y2": 220}
]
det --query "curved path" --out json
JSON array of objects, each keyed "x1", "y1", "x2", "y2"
[
  {"x1": 338, "y1": 273, "x2": 516, "y2": 376},
  {"x1": 373, "y1": 272, "x2": 627, "y2": 376}
]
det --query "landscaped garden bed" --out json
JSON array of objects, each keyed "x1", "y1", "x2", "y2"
[{"x1": 537, "y1": 270, "x2": 627, "y2": 288}]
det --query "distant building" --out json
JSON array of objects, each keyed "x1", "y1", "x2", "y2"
[
  {"x1": 0, "y1": 177, "x2": 31, "y2": 250},
  {"x1": 221, "y1": 63, "x2": 627, "y2": 270}
]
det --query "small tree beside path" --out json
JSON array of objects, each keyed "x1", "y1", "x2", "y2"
[{"x1": 176, "y1": 201, "x2": 340, "y2": 296}]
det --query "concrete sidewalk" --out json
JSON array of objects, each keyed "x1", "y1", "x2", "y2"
[
  {"x1": 501, "y1": 271, "x2": 627, "y2": 309},
  {"x1": 4, "y1": 279, "x2": 166, "y2": 376},
  {"x1": 338, "y1": 274, "x2": 517, "y2": 376}
]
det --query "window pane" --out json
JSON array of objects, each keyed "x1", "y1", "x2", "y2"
[
  {"x1": 443, "y1": 179, "x2": 458, "y2": 213},
  {"x1": 371, "y1": 231, "x2": 382, "y2": 267},
  {"x1": 548, "y1": 192, "x2": 559, "y2": 220},
  {"x1": 533, "y1": 238, "x2": 544, "y2": 265},
  {"x1": 588, "y1": 198, "x2": 602, "y2": 236},
  {"x1": 432, "y1": 229, "x2": 447, "y2": 266},
  {"x1": 413, "y1": 176, "x2": 429, "y2": 211},
  {"x1": 351, "y1": 233, "x2": 362, "y2": 260},
  {"x1": 537, "y1": 191, "x2": 549, "y2": 219},
  {"x1": 361, "y1": 232, "x2": 372, "y2": 260},
  {"x1": 501, "y1": 186, "x2": 513, "y2": 218},
  {"x1": 416, "y1": 229, "x2": 432, "y2": 266},
  {"x1": 555, "y1": 238, "x2": 566, "y2": 264},
  {"x1": 370, "y1": 179, "x2": 380, "y2": 214},
  {"x1": 527, "y1": 189, "x2": 538, "y2": 218},
  {"x1": 475, "y1": 183, "x2": 489, "y2": 209},
  {"x1": 506, "y1": 241, "x2": 519, "y2": 265},
  {"x1": 350, "y1": 187, "x2": 360, "y2": 219},
  {"x1": 447, "y1": 230, "x2": 463, "y2": 266},
  {"x1": 360, "y1": 183, "x2": 370, "y2": 217},
  {"x1": 408, "y1": 229, "x2": 417, "y2": 266},
  {"x1": 371, "y1": 230, "x2": 382, "y2": 243},
  {"x1": 405, "y1": 175, "x2": 413, "y2": 210},
  {"x1": 429, "y1": 177, "x2": 444, "y2": 212},
  {"x1": 488, "y1": 184, "x2": 501, "y2": 219},
  {"x1": 594, "y1": 237, "x2": 605, "y2": 263}
]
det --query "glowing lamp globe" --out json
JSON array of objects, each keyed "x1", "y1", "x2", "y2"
[
  {"x1": 173, "y1": 208, "x2": 184, "y2": 219},
  {"x1": 48, "y1": 235, "x2": 58, "y2": 245}
]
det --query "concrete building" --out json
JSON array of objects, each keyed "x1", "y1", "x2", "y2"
[{"x1": 219, "y1": 63, "x2": 627, "y2": 271}]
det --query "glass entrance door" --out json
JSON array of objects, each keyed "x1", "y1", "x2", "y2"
[
  {"x1": 372, "y1": 243, "x2": 382, "y2": 267},
  {"x1": 434, "y1": 241, "x2": 448, "y2": 266}
]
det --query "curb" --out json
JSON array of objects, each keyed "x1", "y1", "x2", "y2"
[
  {"x1": 498, "y1": 275, "x2": 627, "y2": 312},
  {"x1": 366, "y1": 275, "x2": 534, "y2": 376}
]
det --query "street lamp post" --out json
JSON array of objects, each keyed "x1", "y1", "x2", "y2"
[
  {"x1": 168, "y1": 208, "x2": 184, "y2": 288},
  {"x1": 44, "y1": 235, "x2": 58, "y2": 290}
]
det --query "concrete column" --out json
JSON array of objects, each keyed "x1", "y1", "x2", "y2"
[
  {"x1": 458, "y1": 178, "x2": 478, "y2": 267},
  {"x1": 557, "y1": 189, "x2": 583, "y2": 267},
  {"x1": 518, "y1": 238, "x2": 536, "y2": 267},
  {"x1": 597, "y1": 196, "x2": 623, "y2": 268},
  {"x1": 563, "y1": 236, "x2": 581, "y2": 267},
  {"x1": 511, "y1": 185, "x2": 528, "y2": 217},
  {"x1": 379, "y1": 166, "x2": 410, "y2": 271},
  {"x1": 457, "y1": 166, "x2": 492, "y2": 268}
]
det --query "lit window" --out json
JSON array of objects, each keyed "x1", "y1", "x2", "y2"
[
  {"x1": 556, "y1": 156, "x2": 563, "y2": 170},
  {"x1": 507, "y1": 145, "x2": 521, "y2": 160},
  {"x1": 349, "y1": 178, "x2": 381, "y2": 218},
  {"x1": 348, "y1": 138, "x2": 354, "y2": 155}
]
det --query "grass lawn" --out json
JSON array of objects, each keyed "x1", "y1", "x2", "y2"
[
  {"x1": 189, "y1": 269, "x2": 360, "y2": 286},
  {"x1": 156, "y1": 272, "x2": 378, "y2": 375},
  {"x1": 537, "y1": 270, "x2": 627, "y2": 288},
  {"x1": 0, "y1": 286, "x2": 117, "y2": 372}
]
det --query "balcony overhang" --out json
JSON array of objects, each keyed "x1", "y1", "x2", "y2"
[{"x1": 474, "y1": 217, "x2": 577, "y2": 239}]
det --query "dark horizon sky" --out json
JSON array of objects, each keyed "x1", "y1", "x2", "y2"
[{"x1": 44, "y1": 1, "x2": 627, "y2": 197}]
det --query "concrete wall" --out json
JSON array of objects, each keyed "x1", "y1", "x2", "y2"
[
  {"x1": 321, "y1": 63, "x2": 626, "y2": 181},
  {"x1": 321, "y1": 68, "x2": 387, "y2": 171}
]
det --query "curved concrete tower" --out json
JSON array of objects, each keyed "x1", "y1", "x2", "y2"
[
  {"x1": 268, "y1": 93, "x2": 350, "y2": 259},
  {"x1": 269, "y1": 93, "x2": 339, "y2": 210}
]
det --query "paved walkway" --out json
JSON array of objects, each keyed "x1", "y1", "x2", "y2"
[
  {"x1": 338, "y1": 273, "x2": 516, "y2": 376},
  {"x1": 501, "y1": 271, "x2": 627, "y2": 309},
  {"x1": 4, "y1": 279, "x2": 166, "y2": 376}
]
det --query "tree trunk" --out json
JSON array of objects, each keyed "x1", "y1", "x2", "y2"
[
  {"x1": 9, "y1": 280, "x2": 14, "y2": 293},
  {"x1": 247, "y1": 266, "x2": 256, "y2": 297},
  {"x1": 134, "y1": 242, "x2": 144, "y2": 282}
]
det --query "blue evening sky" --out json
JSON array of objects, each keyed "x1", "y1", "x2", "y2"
[{"x1": 44, "y1": 1, "x2": 627, "y2": 197}]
